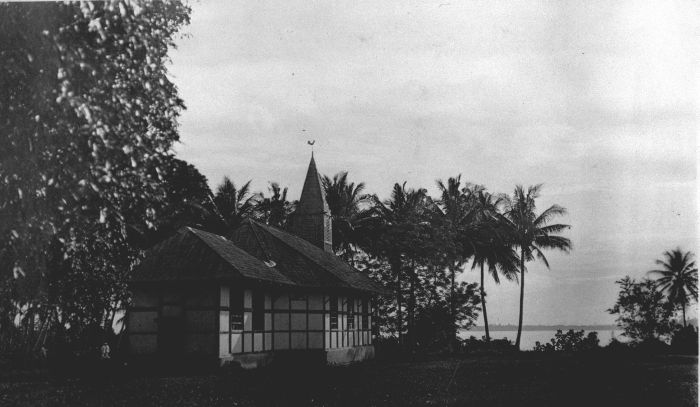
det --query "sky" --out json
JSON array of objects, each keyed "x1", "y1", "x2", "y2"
[{"x1": 169, "y1": 0, "x2": 698, "y2": 325}]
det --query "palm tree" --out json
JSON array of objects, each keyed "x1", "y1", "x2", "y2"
[
  {"x1": 255, "y1": 182, "x2": 293, "y2": 228},
  {"x1": 321, "y1": 171, "x2": 370, "y2": 262},
  {"x1": 503, "y1": 184, "x2": 572, "y2": 349},
  {"x1": 203, "y1": 177, "x2": 258, "y2": 236},
  {"x1": 469, "y1": 188, "x2": 519, "y2": 342},
  {"x1": 436, "y1": 175, "x2": 480, "y2": 348},
  {"x1": 648, "y1": 248, "x2": 698, "y2": 327},
  {"x1": 367, "y1": 182, "x2": 430, "y2": 345}
]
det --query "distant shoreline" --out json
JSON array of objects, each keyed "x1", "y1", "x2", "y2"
[{"x1": 468, "y1": 325, "x2": 619, "y2": 332}]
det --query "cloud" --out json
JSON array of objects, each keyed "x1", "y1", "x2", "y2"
[{"x1": 169, "y1": 0, "x2": 698, "y2": 324}]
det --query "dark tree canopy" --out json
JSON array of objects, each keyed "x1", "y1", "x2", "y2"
[
  {"x1": 608, "y1": 276, "x2": 677, "y2": 343},
  {"x1": 1, "y1": 0, "x2": 190, "y2": 340}
]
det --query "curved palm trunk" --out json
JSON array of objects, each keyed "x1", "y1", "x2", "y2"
[
  {"x1": 480, "y1": 263, "x2": 490, "y2": 342},
  {"x1": 515, "y1": 247, "x2": 525, "y2": 349}
]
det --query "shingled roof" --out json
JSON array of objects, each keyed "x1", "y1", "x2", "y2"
[
  {"x1": 131, "y1": 223, "x2": 386, "y2": 295},
  {"x1": 131, "y1": 227, "x2": 295, "y2": 286},
  {"x1": 230, "y1": 219, "x2": 386, "y2": 294}
]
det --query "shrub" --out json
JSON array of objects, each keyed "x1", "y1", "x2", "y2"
[
  {"x1": 461, "y1": 335, "x2": 516, "y2": 354},
  {"x1": 670, "y1": 326, "x2": 698, "y2": 355},
  {"x1": 533, "y1": 330, "x2": 600, "y2": 353}
]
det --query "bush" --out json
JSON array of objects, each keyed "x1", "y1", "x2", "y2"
[
  {"x1": 670, "y1": 326, "x2": 698, "y2": 355},
  {"x1": 633, "y1": 338, "x2": 670, "y2": 355},
  {"x1": 533, "y1": 330, "x2": 600, "y2": 353},
  {"x1": 461, "y1": 336, "x2": 516, "y2": 354}
]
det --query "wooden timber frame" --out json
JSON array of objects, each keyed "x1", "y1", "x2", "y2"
[
  {"x1": 217, "y1": 282, "x2": 374, "y2": 358},
  {"x1": 126, "y1": 280, "x2": 375, "y2": 365}
]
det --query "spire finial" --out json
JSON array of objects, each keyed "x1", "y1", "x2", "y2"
[{"x1": 307, "y1": 139, "x2": 315, "y2": 156}]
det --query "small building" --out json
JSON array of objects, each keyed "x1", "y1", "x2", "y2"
[{"x1": 126, "y1": 155, "x2": 385, "y2": 368}]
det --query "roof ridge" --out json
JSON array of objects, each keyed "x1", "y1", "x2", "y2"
[
  {"x1": 246, "y1": 220, "x2": 275, "y2": 262},
  {"x1": 253, "y1": 222, "x2": 352, "y2": 287}
]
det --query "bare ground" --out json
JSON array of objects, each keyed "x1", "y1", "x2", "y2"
[{"x1": 0, "y1": 353, "x2": 696, "y2": 406}]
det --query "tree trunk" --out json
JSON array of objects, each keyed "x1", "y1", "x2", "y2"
[
  {"x1": 450, "y1": 263, "x2": 457, "y2": 351},
  {"x1": 408, "y1": 259, "x2": 417, "y2": 350},
  {"x1": 515, "y1": 247, "x2": 525, "y2": 350},
  {"x1": 480, "y1": 263, "x2": 490, "y2": 342},
  {"x1": 391, "y1": 258, "x2": 403, "y2": 346},
  {"x1": 682, "y1": 302, "x2": 687, "y2": 327}
]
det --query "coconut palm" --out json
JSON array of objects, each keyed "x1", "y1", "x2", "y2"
[
  {"x1": 436, "y1": 175, "x2": 483, "y2": 348},
  {"x1": 503, "y1": 184, "x2": 572, "y2": 349},
  {"x1": 255, "y1": 182, "x2": 294, "y2": 228},
  {"x1": 367, "y1": 182, "x2": 430, "y2": 345},
  {"x1": 201, "y1": 177, "x2": 258, "y2": 236},
  {"x1": 321, "y1": 171, "x2": 370, "y2": 262},
  {"x1": 648, "y1": 248, "x2": 698, "y2": 327},
  {"x1": 469, "y1": 188, "x2": 519, "y2": 342}
]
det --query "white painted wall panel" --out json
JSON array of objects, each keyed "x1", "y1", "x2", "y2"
[
  {"x1": 219, "y1": 285, "x2": 230, "y2": 307},
  {"x1": 274, "y1": 332, "x2": 289, "y2": 350},
  {"x1": 264, "y1": 313, "x2": 272, "y2": 331},
  {"x1": 254, "y1": 333, "x2": 263, "y2": 352},
  {"x1": 291, "y1": 332, "x2": 306, "y2": 349},
  {"x1": 219, "y1": 310, "x2": 229, "y2": 332},
  {"x1": 219, "y1": 333, "x2": 229, "y2": 356},
  {"x1": 264, "y1": 333, "x2": 272, "y2": 351},
  {"x1": 244, "y1": 333, "x2": 253, "y2": 353},
  {"x1": 232, "y1": 333, "x2": 242, "y2": 353},
  {"x1": 309, "y1": 332, "x2": 323, "y2": 349},
  {"x1": 244, "y1": 312, "x2": 252, "y2": 331},
  {"x1": 244, "y1": 289, "x2": 252, "y2": 308},
  {"x1": 308, "y1": 314, "x2": 323, "y2": 330},
  {"x1": 290, "y1": 313, "x2": 306, "y2": 330},
  {"x1": 274, "y1": 313, "x2": 289, "y2": 330}
]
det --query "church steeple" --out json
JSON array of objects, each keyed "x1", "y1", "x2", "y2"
[{"x1": 290, "y1": 154, "x2": 333, "y2": 252}]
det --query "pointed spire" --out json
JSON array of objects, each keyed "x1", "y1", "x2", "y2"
[
  {"x1": 297, "y1": 154, "x2": 329, "y2": 215},
  {"x1": 290, "y1": 154, "x2": 333, "y2": 252}
]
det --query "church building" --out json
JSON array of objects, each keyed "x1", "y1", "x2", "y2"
[{"x1": 125, "y1": 155, "x2": 385, "y2": 368}]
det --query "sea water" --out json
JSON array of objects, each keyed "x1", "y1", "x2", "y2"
[{"x1": 460, "y1": 329, "x2": 626, "y2": 350}]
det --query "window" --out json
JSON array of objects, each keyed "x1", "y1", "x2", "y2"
[
  {"x1": 252, "y1": 291, "x2": 265, "y2": 331},
  {"x1": 347, "y1": 298, "x2": 355, "y2": 330},
  {"x1": 230, "y1": 288, "x2": 243, "y2": 331},
  {"x1": 361, "y1": 298, "x2": 369, "y2": 330},
  {"x1": 329, "y1": 295, "x2": 338, "y2": 330}
]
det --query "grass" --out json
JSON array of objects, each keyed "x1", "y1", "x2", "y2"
[{"x1": 0, "y1": 353, "x2": 696, "y2": 406}]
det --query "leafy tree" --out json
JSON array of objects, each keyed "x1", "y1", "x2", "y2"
[
  {"x1": 608, "y1": 276, "x2": 677, "y2": 343},
  {"x1": 647, "y1": 248, "x2": 698, "y2": 327},
  {"x1": 503, "y1": 185, "x2": 571, "y2": 349},
  {"x1": 127, "y1": 158, "x2": 213, "y2": 248},
  {"x1": 413, "y1": 280, "x2": 481, "y2": 350},
  {"x1": 533, "y1": 329, "x2": 599, "y2": 352},
  {"x1": 0, "y1": 0, "x2": 190, "y2": 349}
]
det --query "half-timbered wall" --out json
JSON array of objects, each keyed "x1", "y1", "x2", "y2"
[
  {"x1": 127, "y1": 284, "x2": 218, "y2": 356},
  {"x1": 218, "y1": 285, "x2": 373, "y2": 357}
]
